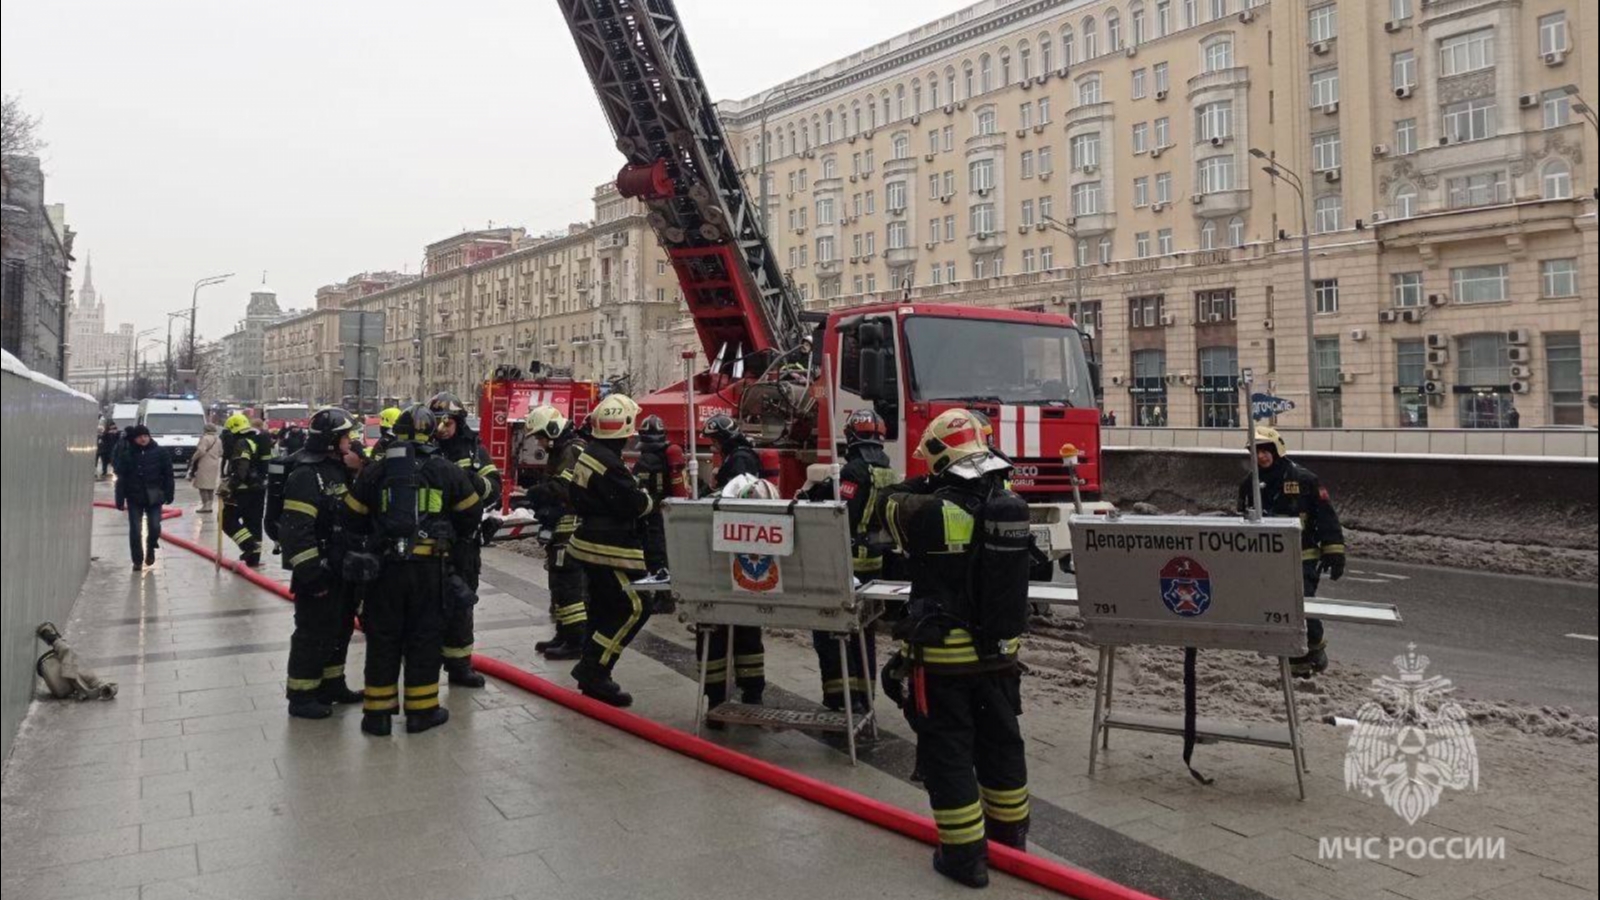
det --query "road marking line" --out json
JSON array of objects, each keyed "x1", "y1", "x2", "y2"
[
  {"x1": 1565, "y1": 634, "x2": 1598, "y2": 642},
  {"x1": 1344, "y1": 577, "x2": 1390, "y2": 583},
  {"x1": 1371, "y1": 572, "x2": 1410, "y2": 581}
]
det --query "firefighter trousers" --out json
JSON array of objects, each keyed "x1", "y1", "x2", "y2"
[
  {"x1": 578, "y1": 564, "x2": 650, "y2": 677},
  {"x1": 222, "y1": 491, "x2": 265, "y2": 557},
  {"x1": 904, "y1": 666, "x2": 1030, "y2": 864},
  {"x1": 811, "y1": 625, "x2": 876, "y2": 710},
  {"x1": 547, "y1": 545, "x2": 589, "y2": 642},
  {"x1": 362, "y1": 560, "x2": 446, "y2": 717},
  {"x1": 442, "y1": 541, "x2": 482, "y2": 669},
  {"x1": 285, "y1": 583, "x2": 358, "y2": 699},
  {"x1": 640, "y1": 510, "x2": 668, "y2": 573},
  {"x1": 1302, "y1": 561, "x2": 1325, "y2": 649},
  {"x1": 698, "y1": 625, "x2": 765, "y2": 705}
]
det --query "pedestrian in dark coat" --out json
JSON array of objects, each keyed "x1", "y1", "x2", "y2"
[{"x1": 114, "y1": 425, "x2": 175, "y2": 570}]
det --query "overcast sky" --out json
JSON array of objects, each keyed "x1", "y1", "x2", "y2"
[{"x1": 2, "y1": 0, "x2": 969, "y2": 343}]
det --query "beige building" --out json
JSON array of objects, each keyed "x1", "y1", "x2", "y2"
[
  {"x1": 262, "y1": 272, "x2": 411, "y2": 407},
  {"x1": 717, "y1": 0, "x2": 1597, "y2": 428},
  {"x1": 337, "y1": 185, "x2": 682, "y2": 407}
]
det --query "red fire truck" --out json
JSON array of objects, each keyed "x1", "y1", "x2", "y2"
[
  {"x1": 553, "y1": 0, "x2": 1108, "y2": 574},
  {"x1": 477, "y1": 365, "x2": 597, "y2": 513}
]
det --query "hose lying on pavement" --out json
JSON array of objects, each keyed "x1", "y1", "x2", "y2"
[
  {"x1": 92, "y1": 500, "x2": 184, "y2": 520},
  {"x1": 134, "y1": 511, "x2": 1164, "y2": 900}
]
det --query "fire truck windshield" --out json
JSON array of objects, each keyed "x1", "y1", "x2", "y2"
[
  {"x1": 265, "y1": 404, "x2": 309, "y2": 422},
  {"x1": 903, "y1": 316, "x2": 1095, "y2": 408}
]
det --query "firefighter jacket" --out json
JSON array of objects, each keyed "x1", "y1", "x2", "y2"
[
  {"x1": 881, "y1": 475, "x2": 1032, "y2": 673},
  {"x1": 525, "y1": 429, "x2": 587, "y2": 548},
  {"x1": 225, "y1": 431, "x2": 273, "y2": 494},
  {"x1": 342, "y1": 445, "x2": 481, "y2": 562},
  {"x1": 437, "y1": 432, "x2": 501, "y2": 513},
  {"x1": 714, "y1": 441, "x2": 762, "y2": 491},
  {"x1": 802, "y1": 443, "x2": 898, "y2": 575},
  {"x1": 1237, "y1": 458, "x2": 1346, "y2": 562},
  {"x1": 278, "y1": 450, "x2": 354, "y2": 593},
  {"x1": 564, "y1": 439, "x2": 654, "y2": 572},
  {"x1": 633, "y1": 443, "x2": 688, "y2": 503}
]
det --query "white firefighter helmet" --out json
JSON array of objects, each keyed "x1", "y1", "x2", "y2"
[
  {"x1": 721, "y1": 474, "x2": 782, "y2": 499},
  {"x1": 588, "y1": 393, "x2": 641, "y2": 440},
  {"x1": 913, "y1": 408, "x2": 1012, "y2": 480},
  {"x1": 526, "y1": 404, "x2": 568, "y2": 440}
]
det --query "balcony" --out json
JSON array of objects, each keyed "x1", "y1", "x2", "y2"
[
  {"x1": 1063, "y1": 102, "x2": 1112, "y2": 132},
  {"x1": 964, "y1": 132, "x2": 1007, "y2": 155},
  {"x1": 883, "y1": 156, "x2": 920, "y2": 180},
  {"x1": 1066, "y1": 212, "x2": 1116, "y2": 236},
  {"x1": 884, "y1": 246, "x2": 919, "y2": 267},
  {"x1": 1186, "y1": 67, "x2": 1250, "y2": 98},
  {"x1": 1191, "y1": 189, "x2": 1250, "y2": 217},
  {"x1": 967, "y1": 232, "x2": 1006, "y2": 254}
]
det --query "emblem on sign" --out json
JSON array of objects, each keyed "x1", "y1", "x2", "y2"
[
  {"x1": 731, "y1": 553, "x2": 783, "y2": 594},
  {"x1": 1159, "y1": 556, "x2": 1212, "y2": 617}
]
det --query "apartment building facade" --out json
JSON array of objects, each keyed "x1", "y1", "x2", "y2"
[{"x1": 716, "y1": 0, "x2": 1596, "y2": 428}]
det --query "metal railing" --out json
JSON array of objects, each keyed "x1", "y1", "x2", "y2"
[{"x1": 1102, "y1": 425, "x2": 1599, "y2": 461}]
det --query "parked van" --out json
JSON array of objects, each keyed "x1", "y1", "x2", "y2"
[
  {"x1": 137, "y1": 396, "x2": 207, "y2": 469},
  {"x1": 109, "y1": 402, "x2": 140, "y2": 430}
]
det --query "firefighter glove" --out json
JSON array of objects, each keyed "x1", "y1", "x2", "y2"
[
  {"x1": 342, "y1": 550, "x2": 383, "y2": 585},
  {"x1": 881, "y1": 652, "x2": 910, "y2": 709},
  {"x1": 1319, "y1": 552, "x2": 1346, "y2": 581}
]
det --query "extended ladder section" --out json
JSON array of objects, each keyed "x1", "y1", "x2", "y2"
[{"x1": 555, "y1": 0, "x2": 808, "y2": 376}]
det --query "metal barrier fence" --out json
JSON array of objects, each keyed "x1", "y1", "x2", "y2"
[
  {"x1": 1102, "y1": 426, "x2": 1598, "y2": 461},
  {"x1": 1, "y1": 352, "x2": 98, "y2": 758}
]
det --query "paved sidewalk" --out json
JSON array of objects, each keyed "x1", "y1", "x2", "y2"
[
  {"x1": 1, "y1": 485, "x2": 1058, "y2": 900},
  {"x1": 3, "y1": 482, "x2": 1595, "y2": 900}
]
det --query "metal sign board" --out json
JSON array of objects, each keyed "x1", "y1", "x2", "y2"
[
  {"x1": 663, "y1": 498, "x2": 865, "y2": 631},
  {"x1": 1250, "y1": 393, "x2": 1296, "y2": 420},
  {"x1": 1069, "y1": 514, "x2": 1307, "y2": 656},
  {"x1": 712, "y1": 511, "x2": 796, "y2": 556}
]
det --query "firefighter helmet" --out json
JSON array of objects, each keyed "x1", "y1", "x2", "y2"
[
  {"x1": 526, "y1": 405, "x2": 568, "y2": 441},
  {"x1": 701, "y1": 413, "x2": 741, "y2": 445},
  {"x1": 589, "y1": 394, "x2": 641, "y2": 440},
  {"x1": 1253, "y1": 426, "x2": 1288, "y2": 459},
  {"x1": 224, "y1": 413, "x2": 251, "y2": 434},
  {"x1": 913, "y1": 408, "x2": 1010, "y2": 479},
  {"x1": 721, "y1": 474, "x2": 781, "y2": 499},
  {"x1": 393, "y1": 405, "x2": 436, "y2": 442},
  {"x1": 306, "y1": 407, "x2": 356, "y2": 452},
  {"x1": 378, "y1": 407, "x2": 402, "y2": 429},
  {"x1": 427, "y1": 391, "x2": 468, "y2": 424},
  {"x1": 843, "y1": 408, "x2": 887, "y2": 445},
  {"x1": 637, "y1": 414, "x2": 668, "y2": 448},
  {"x1": 968, "y1": 410, "x2": 995, "y2": 446}
]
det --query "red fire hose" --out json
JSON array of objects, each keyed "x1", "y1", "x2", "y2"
[
  {"x1": 117, "y1": 507, "x2": 1163, "y2": 900},
  {"x1": 93, "y1": 500, "x2": 184, "y2": 520}
]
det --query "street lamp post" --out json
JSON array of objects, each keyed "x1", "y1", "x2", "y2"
[
  {"x1": 1561, "y1": 84, "x2": 1600, "y2": 132},
  {"x1": 164, "y1": 309, "x2": 190, "y2": 393},
  {"x1": 126, "y1": 327, "x2": 158, "y2": 400},
  {"x1": 186, "y1": 273, "x2": 234, "y2": 370},
  {"x1": 1039, "y1": 214, "x2": 1084, "y2": 314},
  {"x1": 1251, "y1": 148, "x2": 1319, "y2": 427},
  {"x1": 756, "y1": 82, "x2": 806, "y2": 236}
]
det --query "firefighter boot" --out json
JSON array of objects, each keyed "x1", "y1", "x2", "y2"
[
  {"x1": 933, "y1": 849, "x2": 990, "y2": 889},
  {"x1": 572, "y1": 660, "x2": 633, "y2": 708},
  {"x1": 360, "y1": 712, "x2": 393, "y2": 736},
  {"x1": 287, "y1": 694, "x2": 333, "y2": 720},
  {"x1": 986, "y1": 819, "x2": 1030, "y2": 851},
  {"x1": 1290, "y1": 640, "x2": 1329, "y2": 679},
  {"x1": 316, "y1": 678, "x2": 363, "y2": 706},
  {"x1": 406, "y1": 707, "x2": 451, "y2": 734},
  {"x1": 445, "y1": 661, "x2": 486, "y2": 688},
  {"x1": 534, "y1": 632, "x2": 562, "y2": 653}
]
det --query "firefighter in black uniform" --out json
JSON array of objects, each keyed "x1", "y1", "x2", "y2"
[
  {"x1": 220, "y1": 413, "x2": 273, "y2": 567},
  {"x1": 524, "y1": 405, "x2": 590, "y2": 661},
  {"x1": 565, "y1": 394, "x2": 656, "y2": 707},
  {"x1": 800, "y1": 409, "x2": 897, "y2": 711},
  {"x1": 1238, "y1": 426, "x2": 1346, "y2": 677},
  {"x1": 879, "y1": 409, "x2": 1033, "y2": 889},
  {"x1": 429, "y1": 391, "x2": 499, "y2": 687},
  {"x1": 698, "y1": 414, "x2": 767, "y2": 710},
  {"x1": 279, "y1": 407, "x2": 366, "y2": 719},
  {"x1": 342, "y1": 405, "x2": 481, "y2": 736},
  {"x1": 631, "y1": 415, "x2": 685, "y2": 581}
]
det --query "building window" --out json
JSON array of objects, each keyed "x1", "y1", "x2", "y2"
[
  {"x1": 1154, "y1": 116, "x2": 1171, "y2": 149},
  {"x1": 1071, "y1": 133, "x2": 1100, "y2": 170},
  {"x1": 816, "y1": 198, "x2": 835, "y2": 225},
  {"x1": 1395, "y1": 118, "x2": 1417, "y2": 155},
  {"x1": 1443, "y1": 97, "x2": 1496, "y2": 143},
  {"x1": 1196, "y1": 288, "x2": 1236, "y2": 321},
  {"x1": 887, "y1": 181, "x2": 907, "y2": 210},
  {"x1": 1129, "y1": 294, "x2": 1164, "y2": 328},
  {"x1": 1157, "y1": 228, "x2": 1174, "y2": 255},
  {"x1": 892, "y1": 133, "x2": 909, "y2": 159},
  {"x1": 1543, "y1": 91, "x2": 1572, "y2": 129},
  {"x1": 1538, "y1": 13, "x2": 1569, "y2": 56},
  {"x1": 1314, "y1": 194, "x2": 1343, "y2": 233},
  {"x1": 1542, "y1": 160, "x2": 1573, "y2": 200},
  {"x1": 1084, "y1": 17, "x2": 1099, "y2": 57},
  {"x1": 1041, "y1": 246, "x2": 1055, "y2": 269},
  {"x1": 1310, "y1": 69, "x2": 1340, "y2": 109},
  {"x1": 1133, "y1": 176, "x2": 1150, "y2": 206},
  {"x1": 1039, "y1": 96, "x2": 1052, "y2": 123},
  {"x1": 1547, "y1": 333, "x2": 1584, "y2": 424},
  {"x1": 1314, "y1": 278, "x2": 1339, "y2": 314},
  {"x1": 969, "y1": 159, "x2": 995, "y2": 191},
  {"x1": 1021, "y1": 199, "x2": 1036, "y2": 226},
  {"x1": 1038, "y1": 196, "x2": 1052, "y2": 220},
  {"x1": 1198, "y1": 345, "x2": 1240, "y2": 428},
  {"x1": 1392, "y1": 51, "x2": 1416, "y2": 90},
  {"x1": 1393, "y1": 182, "x2": 1418, "y2": 219},
  {"x1": 1021, "y1": 150, "x2": 1035, "y2": 179},
  {"x1": 1072, "y1": 181, "x2": 1103, "y2": 216},
  {"x1": 1078, "y1": 75, "x2": 1102, "y2": 106},
  {"x1": 1311, "y1": 131, "x2": 1341, "y2": 172},
  {"x1": 1062, "y1": 26, "x2": 1076, "y2": 66},
  {"x1": 1156, "y1": 0, "x2": 1171, "y2": 36},
  {"x1": 1199, "y1": 220, "x2": 1216, "y2": 250},
  {"x1": 1196, "y1": 101, "x2": 1232, "y2": 143},
  {"x1": 1107, "y1": 12, "x2": 1122, "y2": 51},
  {"x1": 1156, "y1": 172, "x2": 1173, "y2": 203},
  {"x1": 1099, "y1": 236, "x2": 1113, "y2": 264},
  {"x1": 1396, "y1": 339, "x2": 1429, "y2": 427},
  {"x1": 1154, "y1": 62, "x2": 1170, "y2": 94},
  {"x1": 1308, "y1": 4, "x2": 1338, "y2": 43},
  {"x1": 1541, "y1": 258, "x2": 1578, "y2": 298},
  {"x1": 980, "y1": 54, "x2": 994, "y2": 92},
  {"x1": 1136, "y1": 232, "x2": 1152, "y2": 258},
  {"x1": 1133, "y1": 68, "x2": 1148, "y2": 99},
  {"x1": 976, "y1": 107, "x2": 998, "y2": 135},
  {"x1": 1038, "y1": 146, "x2": 1053, "y2": 175},
  {"x1": 1198, "y1": 156, "x2": 1234, "y2": 193},
  {"x1": 1392, "y1": 272, "x2": 1424, "y2": 307},
  {"x1": 1456, "y1": 333, "x2": 1515, "y2": 427},
  {"x1": 1446, "y1": 170, "x2": 1507, "y2": 208},
  {"x1": 1204, "y1": 38, "x2": 1233, "y2": 74},
  {"x1": 1452, "y1": 264, "x2": 1509, "y2": 303},
  {"x1": 944, "y1": 214, "x2": 956, "y2": 240},
  {"x1": 887, "y1": 220, "x2": 909, "y2": 249},
  {"x1": 1440, "y1": 28, "x2": 1495, "y2": 77},
  {"x1": 1315, "y1": 336, "x2": 1343, "y2": 427},
  {"x1": 1132, "y1": 122, "x2": 1150, "y2": 154},
  {"x1": 1022, "y1": 249, "x2": 1037, "y2": 273},
  {"x1": 1020, "y1": 103, "x2": 1034, "y2": 130},
  {"x1": 1132, "y1": 349, "x2": 1168, "y2": 425},
  {"x1": 1227, "y1": 216, "x2": 1245, "y2": 247},
  {"x1": 816, "y1": 236, "x2": 835, "y2": 263},
  {"x1": 1392, "y1": 0, "x2": 1412, "y2": 20},
  {"x1": 970, "y1": 203, "x2": 996, "y2": 235}
]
